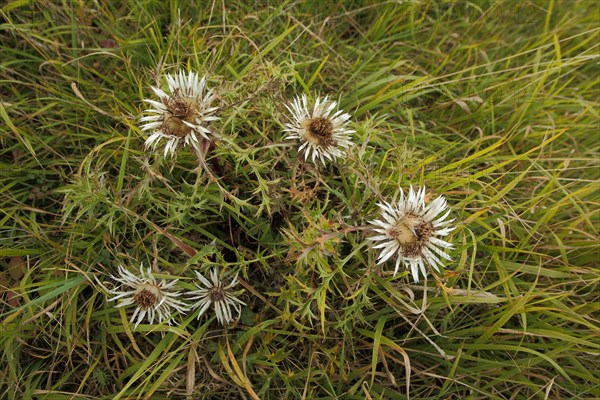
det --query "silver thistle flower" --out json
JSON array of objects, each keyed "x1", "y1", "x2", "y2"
[
  {"x1": 140, "y1": 70, "x2": 219, "y2": 158},
  {"x1": 106, "y1": 264, "x2": 189, "y2": 328},
  {"x1": 283, "y1": 94, "x2": 354, "y2": 164},
  {"x1": 368, "y1": 186, "x2": 455, "y2": 282},
  {"x1": 188, "y1": 268, "x2": 246, "y2": 326}
]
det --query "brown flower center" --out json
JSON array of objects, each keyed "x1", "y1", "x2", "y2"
[
  {"x1": 209, "y1": 287, "x2": 225, "y2": 302},
  {"x1": 304, "y1": 117, "x2": 335, "y2": 147},
  {"x1": 387, "y1": 215, "x2": 433, "y2": 257},
  {"x1": 160, "y1": 90, "x2": 200, "y2": 138},
  {"x1": 133, "y1": 287, "x2": 160, "y2": 309}
]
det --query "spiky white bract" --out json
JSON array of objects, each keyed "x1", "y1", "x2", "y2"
[
  {"x1": 283, "y1": 94, "x2": 354, "y2": 165},
  {"x1": 140, "y1": 70, "x2": 219, "y2": 158},
  {"x1": 188, "y1": 268, "x2": 246, "y2": 326},
  {"x1": 107, "y1": 264, "x2": 189, "y2": 329},
  {"x1": 368, "y1": 186, "x2": 455, "y2": 282}
]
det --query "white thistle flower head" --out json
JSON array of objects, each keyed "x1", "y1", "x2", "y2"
[
  {"x1": 368, "y1": 186, "x2": 455, "y2": 282},
  {"x1": 283, "y1": 94, "x2": 355, "y2": 165},
  {"x1": 106, "y1": 264, "x2": 189, "y2": 329},
  {"x1": 188, "y1": 267, "x2": 246, "y2": 326},
  {"x1": 140, "y1": 70, "x2": 219, "y2": 158}
]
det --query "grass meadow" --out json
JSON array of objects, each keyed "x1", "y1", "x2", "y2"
[{"x1": 1, "y1": 1, "x2": 599, "y2": 399}]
